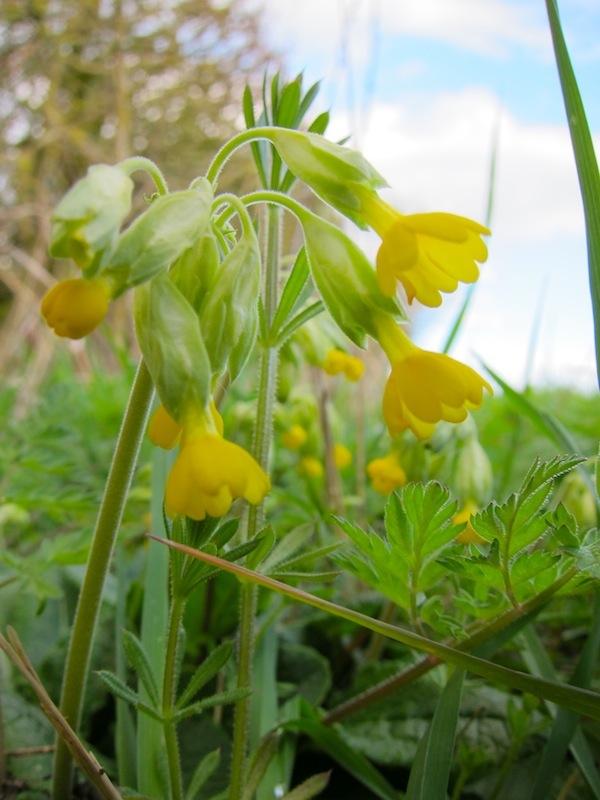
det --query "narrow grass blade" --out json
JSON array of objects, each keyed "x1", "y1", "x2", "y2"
[
  {"x1": 406, "y1": 669, "x2": 465, "y2": 800},
  {"x1": 522, "y1": 623, "x2": 600, "y2": 799},
  {"x1": 545, "y1": 0, "x2": 600, "y2": 384},
  {"x1": 137, "y1": 448, "x2": 171, "y2": 797},
  {"x1": 530, "y1": 591, "x2": 600, "y2": 800},
  {"x1": 151, "y1": 538, "x2": 600, "y2": 721}
]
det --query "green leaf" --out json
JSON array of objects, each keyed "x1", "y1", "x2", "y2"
[
  {"x1": 279, "y1": 643, "x2": 332, "y2": 706},
  {"x1": 270, "y1": 249, "x2": 310, "y2": 341},
  {"x1": 284, "y1": 704, "x2": 398, "y2": 800},
  {"x1": 96, "y1": 670, "x2": 163, "y2": 722},
  {"x1": 275, "y1": 301, "x2": 325, "y2": 347},
  {"x1": 545, "y1": 0, "x2": 600, "y2": 383},
  {"x1": 405, "y1": 669, "x2": 465, "y2": 800},
  {"x1": 281, "y1": 772, "x2": 331, "y2": 800},
  {"x1": 173, "y1": 688, "x2": 251, "y2": 723},
  {"x1": 176, "y1": 641, "x2": 233, "y2": 709},
  {"x1": 261, "y1": 524, "x2": 316, "y2": 573},
  {"x1": 122, "y1": 630, "x2": 160, "y2": 708},
  {"x1": 184, "y1": 748, "x2": 221, "y2": 800}
]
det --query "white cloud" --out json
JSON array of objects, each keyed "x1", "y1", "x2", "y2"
[{"x1": 255, "y1": 0, "x2": 548, "y2": 58}]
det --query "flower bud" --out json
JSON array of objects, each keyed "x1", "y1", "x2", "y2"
[
  {"x1": 268, "y1": 129, "x2": 386, "y2": 227},
  {"x1": 50, "y1": 164, "x2": 134, "y2": 271},
  {"x1": 170, "y1": 233, "x2": 220, "y2": 313},
  {"x1": 106, "y1": 180, "x2": 213, "y2": 291},
  {"x1": 561, "y1": 472, "x2": 597, "y2": 528},
  {"x1": 299, "y1": 210, "x2": 402, "y2": 346},
  {"x1": 134, "y1": 273, "x2": 211, "y2": 421},
  {"x1": 40, "y1": 277, "x2": 112, "y2": 339},
  {"x1": 198, "y1": 228, "x2": 261, "y2": 379},
  {"x1": 454, "y1": 436, "x2": 493, "y2": 506}
]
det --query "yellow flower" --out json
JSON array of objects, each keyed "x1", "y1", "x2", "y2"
[
  {"x1": 322, "y1": 348, "x2": 364, "y2": 381},
  {"x1": 148, "y1": 402, "x2": 223, "y2": 450},
  {"x1": 299, "y1": 456, "x2": 324, "y2": 478},
  {"x1": 357, "y1": 190, "x2": 489, "y2": 307},
  {"x1": 165, "y1": 405, "x2": 269, "y2": 520},
  {"x1": 282, "y1": 424, "x2": 308, "y2": 450},
  {"x1": 377, "y1": 317, "x2": 492, "y2": 440},
  {"x1": 334, "y1": 444, "x2": 352, "y2": 469},
  {"x1": 367, "y1": 452, "x2": 406, "y2": 494},
  {"x1": 40, "y1": 277, "x2": 112, "y2": 339},
  {"x1": 454, "y1": 500, "x2": 485, "y2": 544}
]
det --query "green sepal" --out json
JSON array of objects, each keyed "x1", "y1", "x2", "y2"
[
  {"x1": 170, "y1": 232, "x2": 220, "y2": 314},
  {"x1": 199, "y1": 227, "x2": 261, "y2": 379},
  {"x1": 106, "y1": 179, "x2": 213, "y2": 292},
  {"x1": 50, "y1": 163, "x2": 134, "y2": 272},
  {"x1": 269, "y1": 129, "x2": 386, "y2": 227},
  {"x1": 298, "y1": 210, "x2": 402, "y2": 346},
  {"x1": 134, "y1": 273, "x2": 211, "y2": 421}
]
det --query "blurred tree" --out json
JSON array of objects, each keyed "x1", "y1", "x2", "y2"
[{"x1": 0, "y1": 0, "x2": 276, "y2": 383}]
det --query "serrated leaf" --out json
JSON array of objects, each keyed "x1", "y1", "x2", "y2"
[
  {"x1": 122, "y1": 630, "x2": 160, "y2": 707},
  {"x1": 176, "y1": 641, "x2": 233, "y2": 709}
]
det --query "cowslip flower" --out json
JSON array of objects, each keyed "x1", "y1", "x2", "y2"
[
  {"x1": 322, "y1": 348, "x2": 364, "y2": 381},
  {"x1": 149, "y1": 403, "x2": 269, "y2": 520},
  {"x1": 299, "y1": 456, "x2": 324, "y2": 478},
  {"x1": 454, "y1": 501, "x2": 485, "y2": 544},
  {"x1": 40, "y1": 277, "x2": 112, "y2": 339},
  {"x1": 282, "y1": 424, "x2": 308, "y2": 450},
  {"x1": 376, "y1": 316, "x2": 492, "y2": 439},
  {"x1": 367, "y1": 452, "x2": 406, "y2": 494},
  {"x1": 356, "y1": 189, "x2": 489, "y2": 307},
  {"x1": 334, "y1": 444, "x2": 352, "y2": 469}
]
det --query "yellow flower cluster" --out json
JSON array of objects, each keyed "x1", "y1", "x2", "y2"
[
  {"x1": 149, "y1": 403, "x2": 269, "y2": 521},
  {"x1": 367, "y1": 452, "x2": 406, "y2": 494},
  {"x1": 322, "y1": 348, "x2": 364, "y2": 381}
]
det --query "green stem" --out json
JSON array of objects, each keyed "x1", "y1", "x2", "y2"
[
  {"x1": 229, "y1": 204, "x2": 281, "y2": 800},
  {"x1": 118, "y1": 156, "x2": 169, "y2": 196},
  {"x1": 163, "y1": 593, "x2": 186, "y2": 800},
  {"x1": 205, "y1": 128, "x2": 281, "y2": 186},
  {"x1": 52, "y1": 361, "x2": 154, "y2": 800}
]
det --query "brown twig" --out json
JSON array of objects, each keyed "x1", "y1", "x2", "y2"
[{"x1": 0, "y1": 628, "x2": 122, "y2": 800}]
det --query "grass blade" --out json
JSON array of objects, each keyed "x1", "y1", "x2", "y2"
[
  {"x1": 406, "y1": 669, "x2": 465, "y2": 800},
  {"x1": 151, "y1": 537, "x2": 600, "y2": 721},
  {"x1": 545, "y1": 0, "x2": 600, "y2": 384}
]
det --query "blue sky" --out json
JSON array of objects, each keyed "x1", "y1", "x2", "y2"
[{"x1": 256, "y1": 0, "x2": 600, "y2": 390}]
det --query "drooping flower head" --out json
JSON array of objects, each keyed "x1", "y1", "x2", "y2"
[
  {"x1": 40, "y1": 277, "x2": 112, "y2": 339},
  {"x1": 367, "y1": 452, "x2": 406, "y2": 494},
  {"x1": 149, "y1": 403, "x2": 269, "y2": 521},
  {"x1": 322, "y1": 348, "x2": 365, "y2": 381},
  {"x1": 376, "y1": 316, "x2": 492, "y2": 439},
  {"x1": 357, "y1": 189, "x2": 489, "y2": 307}
]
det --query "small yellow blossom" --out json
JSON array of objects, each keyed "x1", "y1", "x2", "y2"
[
  {"x1": 282, "y1": 424, "x2": 308, "y2": 450},
  {"x1": 377, "y1": 317, "x2": 492, "y2": 439},
  {"x1": 357, "y1": 190, "x2": 489, "y2": 307},
  {"x1": 165, "y1": 405, "x2": 269, "y2": 521},
  {"x1": 334, "y1": 444, "x2": 352, "y2": 469},
  {"x1": 40, "y1": 277, "x2": 112, "y2": 339},
  {"x1": 454, "y1": 500, "x2": 485, "y2": 544},
  {"x1": 299, "y1": 456, "x2": 324, "y2": 478},
  {"x1": 322, "y1": 348, "x2": 364, "y2": 381},
  {"x1": 367, "y1": 452, "x2": 407, "y2": 494}
]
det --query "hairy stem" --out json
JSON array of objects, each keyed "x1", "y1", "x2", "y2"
[
  {"x1": 229, "y1": 204, "x2": 281, "y2": 800},
  {"x1": 163, "y1": 593, "x2": 186, "y2": 800},
  {"x1": 52, "y1": 361, "x2": 154, "y2": 799}
]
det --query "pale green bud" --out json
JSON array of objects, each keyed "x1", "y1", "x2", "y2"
[
  {"x1": 269, "y1": 129, "x2": 386, "y2": 228},
  {"x1": 455, "y1": 436, "x2": 493, "y2": 505},
  {"x1": 198, "y1": 228, "x2": 261, "y2": 379},
  {"x1": 134, "y1": 273, "x2": 211, "y2": 420},
  {"x1": 170, "y1": 233, "x2": 220, "y2": 313},
  {"x1": 50, "y1": 164, "x2": 133, "y2": 271},
  {"x1": 106, "y1": 179, "x2": 213, "y2": 292},
  {"x1": 561, "y1": 472, "x2": 597, "y2": 528},
  {"x1": 298, "y1": 210, "x2": 402, "y2": 345}
]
